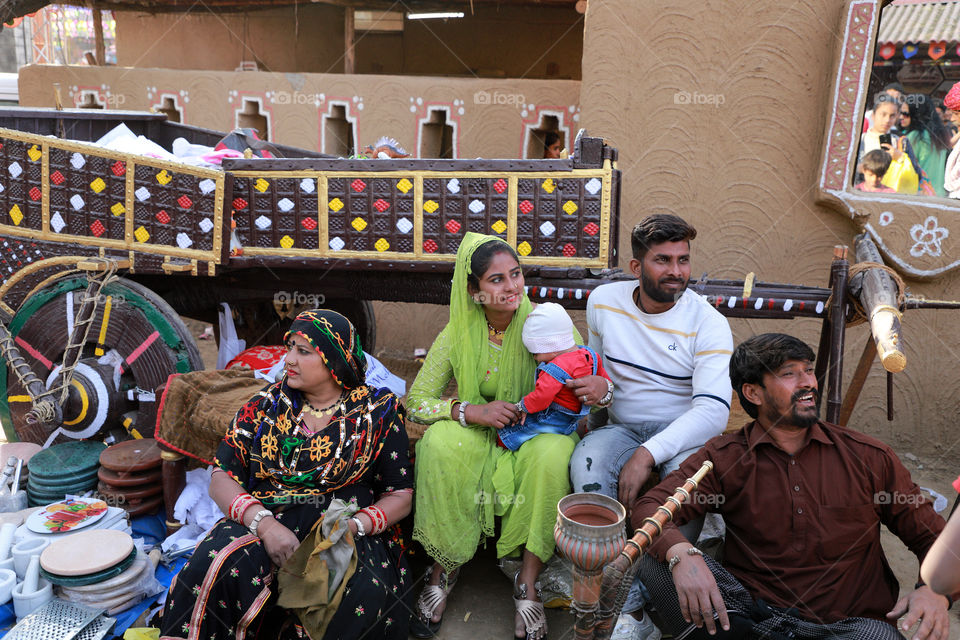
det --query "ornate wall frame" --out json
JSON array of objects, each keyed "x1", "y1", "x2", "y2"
[{"x1": 817, "y1": 0, "x2": 959, "y2": 278}]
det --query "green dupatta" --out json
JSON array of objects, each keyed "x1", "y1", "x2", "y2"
[{"x1": 447, "y1": 232, "x2": 536, "y2": 404}]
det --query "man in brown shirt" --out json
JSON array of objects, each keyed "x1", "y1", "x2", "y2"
[{"x1": 633, "y1": 333, "x2": 950, "y2": 639}]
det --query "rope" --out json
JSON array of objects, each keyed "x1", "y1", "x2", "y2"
[
  {"x1": 51, "y1": 259, "x2": 119, "y2": 404},
  {"x1": 843, "y1": 261, "x2": 907, "y2": 327}
]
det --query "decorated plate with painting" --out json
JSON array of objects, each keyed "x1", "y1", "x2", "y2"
[{"x1": 25, "y1": 497, "x2": 109, "y2": 533}]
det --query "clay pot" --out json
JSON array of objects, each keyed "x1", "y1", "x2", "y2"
[
  {"x1": 555, "y1": 492, "x2": 626, "y2": 572},
  {"x1": 554, "y1": 492, "x2": 627, "y2": 612}
]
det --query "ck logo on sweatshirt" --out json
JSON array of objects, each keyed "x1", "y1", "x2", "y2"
[{"x1": 667, "y1": 342, "x2": 678, "y2": 351}]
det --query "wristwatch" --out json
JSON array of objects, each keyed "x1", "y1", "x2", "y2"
[{"x1": 668, "y1": 546, "x2": 703, "y2": 572}]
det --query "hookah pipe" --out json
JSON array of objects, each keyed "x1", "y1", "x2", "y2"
[{"x1": 591, "y1": 460, "x2": 714, "y2": 640}]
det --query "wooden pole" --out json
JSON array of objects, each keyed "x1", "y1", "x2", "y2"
[
  {"x1": 344, "y1": 7, "x2": 355, "y2": 74},
  {"x1": 92, "y1": 8, "x2": 105, "y2": 66},
  {"x1": 826, "y1": 246, "x2": 849, "y2": 424},
  {"x1": 838, "y1": 333, "x2": 876, "y2": 426},
  {"x1": 852, "y1": 234, "x2": 906, "y2": 373}
]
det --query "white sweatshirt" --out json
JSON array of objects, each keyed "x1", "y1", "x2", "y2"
[{"x1": 586, "y1": 281, "x2": 733, "y2": 464}]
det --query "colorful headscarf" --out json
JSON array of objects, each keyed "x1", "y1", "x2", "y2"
[
  {"x1": 447, "y1": 232, "x2": 536, "y2": 404},
  {"x1": 283, "y1": 309, "x2": 367, "y2": 389},
  {"x1": 945, "y1": 82, "x2": 960, "y2": 111}
]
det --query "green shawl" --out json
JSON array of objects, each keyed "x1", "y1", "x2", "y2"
[{"x1": 447, "y1": 232, "x2": 536, "y2": 404}]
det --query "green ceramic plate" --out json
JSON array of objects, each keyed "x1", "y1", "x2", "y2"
[
  {"x1": 29, "y1": 442, "x2": 106, "y2": 481},
  {"x1": 40, "y1": 546, "x2": 137, "y2": 586},
  {"x1": 28, "y1": 467, "x2": 100, "y2": 489}
]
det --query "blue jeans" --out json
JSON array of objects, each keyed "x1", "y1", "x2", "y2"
[
  {"x1": 569, "y1": 421, "x2": 703, "y2": 614},
  {"x1": 498, "y1": 403, "x2": 581, "y2": 451}
]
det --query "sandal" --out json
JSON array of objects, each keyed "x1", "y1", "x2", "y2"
[
  {"x1": 513, "y1": 572, "x2": 547, "y2": 640},
  {"x1": 409, "y1": 564, "x2": 459, "y2": 638}
]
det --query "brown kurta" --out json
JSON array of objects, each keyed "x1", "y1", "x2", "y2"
[{"x1": 633, "y1": 420, "x2": 945, "y2": 623}]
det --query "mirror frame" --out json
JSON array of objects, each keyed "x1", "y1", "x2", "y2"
[{"x1": 817, "y1": 0, "x2": 960, "y2": 278}]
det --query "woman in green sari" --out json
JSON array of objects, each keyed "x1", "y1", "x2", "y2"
[{"x1": 407, "y1": 232, "x2": 609, "y2": 640}]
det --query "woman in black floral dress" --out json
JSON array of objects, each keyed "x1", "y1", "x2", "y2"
[{"x1": 159, "y1": 309, "x2": 413, "y2": 640}]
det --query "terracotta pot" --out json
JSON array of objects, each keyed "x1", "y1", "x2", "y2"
[{"x1": 554, "y1": 492, "x2": 627, "y2": 612}]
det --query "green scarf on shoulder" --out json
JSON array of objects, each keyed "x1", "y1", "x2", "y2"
[{"x1": 447, "y1": 232, "x2": 535, "y2": 405}]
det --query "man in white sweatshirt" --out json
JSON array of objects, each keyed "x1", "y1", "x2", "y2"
[{"x1": 567, "y1": 214, "x2": 733, "y2": 639}]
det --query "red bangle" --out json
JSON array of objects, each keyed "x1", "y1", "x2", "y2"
[
  {"x1": 229, "y1": 493, "x2": 261, "y2": 524},
  {"x1": 360, "y1": 506, "x2": 387, "y2": 535}
]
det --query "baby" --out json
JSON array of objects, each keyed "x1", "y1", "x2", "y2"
[{"x1": 498, "y1": 303, "x2": 612, "y2": 451}]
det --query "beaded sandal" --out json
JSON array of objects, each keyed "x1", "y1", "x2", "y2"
[
  {"x1": 410, "y1": 565, "x2": 460, "y2": 638},
  {"x1": 514, "y1": 572, "x2": 547, "y2": 640}
]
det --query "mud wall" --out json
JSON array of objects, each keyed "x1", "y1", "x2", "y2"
[
  {"x1": 18, "y1": 65, "x2": 580, "y2": 159},
  {"x1": 577, "y1": 0, "x2": 960, "y2": 456}
]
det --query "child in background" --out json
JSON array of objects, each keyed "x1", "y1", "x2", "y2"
[
  {"x1": 855, "y1": 149, "x2": 896, "y2": 193},
  {"x1": 497, "y1": 303, "x2": 613, "y2": 451}
]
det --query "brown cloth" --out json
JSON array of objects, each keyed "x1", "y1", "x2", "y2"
[
  {"x1": 633, "y1": 420, "x2": 945, "y2": 624},
  {"x1": 154, "y1": 369, "x2": 267, "y2": 464},
  {"x1": 277, "y1": 501, "x2": 358, "y2": 640}
]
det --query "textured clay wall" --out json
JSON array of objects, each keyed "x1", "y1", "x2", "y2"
[
  {"x1": 578, "y1": 0, "x2": 960, "y2": 457},
  {"x1": 114, "y1": 5, "x2": 583, "y2": 79},
  {"x1": 18, "y1": 65, "x2": 580, "y2": 159}
]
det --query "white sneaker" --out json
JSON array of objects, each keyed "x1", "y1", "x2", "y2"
[{"x1": 610, "y1": 612, "x2": 662, "y2": 640}]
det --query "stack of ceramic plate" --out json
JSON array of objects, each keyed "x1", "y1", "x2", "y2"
[
  {"x1": 27, "y1": 442, "x2": 106, "y2": 507},
  {"x1": 39, "y1": 530, "x2": 147, "y2": 614},
  {"x1": 97, "y1": 439, "x2": 163, "y2": 517}
]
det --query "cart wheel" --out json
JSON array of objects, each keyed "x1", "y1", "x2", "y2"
[{"x1": 0, "y1": 277, "x2": 203, "y2": 444}]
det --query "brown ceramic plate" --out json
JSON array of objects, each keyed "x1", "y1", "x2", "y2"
[
  {"x1": 99, "y1": 439, "x2": 161, "y2": 473},
  {"x1": 97, "y1": 481, "x2": 161, "y2": 502},
  {"x1": 97, "y1": 467, "x2": 162, "y2": 487}
]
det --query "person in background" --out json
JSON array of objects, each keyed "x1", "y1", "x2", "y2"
[
  {"x1": 898, "y1": 101, "x2": 912, "y2": 134},
  {"x1": 941, "y1": 82, "x2": 960, "y2": 198},
  {"x1": 855, "y1": 149, "x2": 896, "y2": 193},
  {"x1": 903, "y1": 94, "x2": 952, "y2": 198},
  {"x1": 543, "y1": 131, "x2": 562, "y2": 159},
  {"x1": 859, "y1": 93, "x2": 927, "y2": 194},
  {"x1": 863, "y1": 82, "x2": 907, "y2": 133}
]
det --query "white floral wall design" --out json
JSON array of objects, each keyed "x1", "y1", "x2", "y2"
[{"x1": 909, "y1": 216, "x2": 949, "y2": 258}]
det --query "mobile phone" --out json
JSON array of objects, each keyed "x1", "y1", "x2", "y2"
[{"x1": 879, "y1": 133, "x2": 892, "y2": 146}]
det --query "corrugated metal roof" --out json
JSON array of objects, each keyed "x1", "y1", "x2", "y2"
[{"x1": 879, "y1": 1, "x2": 960, "y2": 44}]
